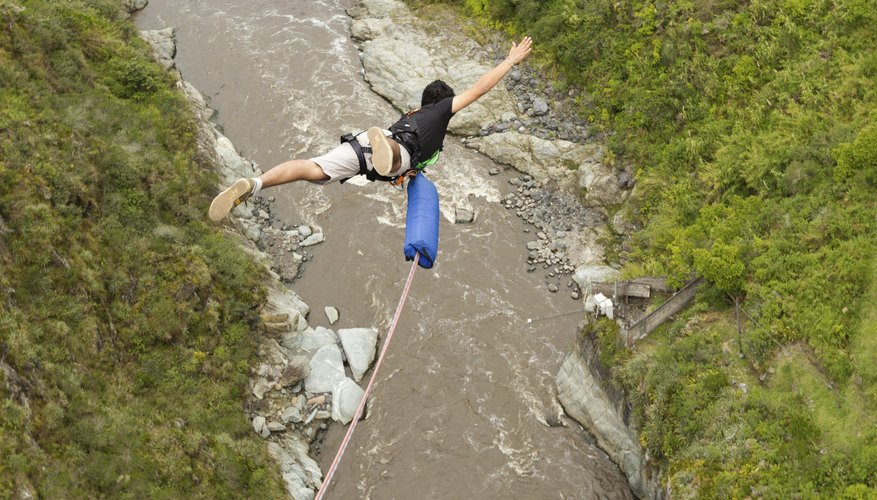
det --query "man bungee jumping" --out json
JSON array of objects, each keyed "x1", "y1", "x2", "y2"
[{"x1": 208, "y1": 36, "x2": 533, "y2": 221}]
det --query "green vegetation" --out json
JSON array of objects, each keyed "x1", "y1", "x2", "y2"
[
  {"x1": 0, "y1": 0, "x2": 284, "y2": 496},
  {"x1": 413, "y1": 0, "x2": 877, "y2": 495}
]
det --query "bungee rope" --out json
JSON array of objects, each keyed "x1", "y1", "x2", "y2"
[{"x1": 314, "y1": 253, "x2": 420, "y2": 499}]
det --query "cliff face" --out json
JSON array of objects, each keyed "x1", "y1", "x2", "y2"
[{"x1": 556, "y1": 337, "x2": 662, "y2": 500}]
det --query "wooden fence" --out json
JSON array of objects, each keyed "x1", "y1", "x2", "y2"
[{"x1": 623, "y1": 277, "x2": 703, "y2": 345}]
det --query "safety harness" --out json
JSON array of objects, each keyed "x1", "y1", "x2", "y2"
[{"x1": 338, "y1": 112, "x2": 440, "y2": 186}]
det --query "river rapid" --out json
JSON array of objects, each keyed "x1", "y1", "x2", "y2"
[{"x1": 136, "y1": 1, "x2": 632, "y2": 498}]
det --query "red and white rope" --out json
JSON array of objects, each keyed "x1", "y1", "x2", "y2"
[{"x1": 314, "y1": 253, "x2": 420, "y2": 499}]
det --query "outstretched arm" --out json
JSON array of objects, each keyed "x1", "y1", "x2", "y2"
[{"x1": 451, "y1": 36, "x2": 533, "y2": 114}]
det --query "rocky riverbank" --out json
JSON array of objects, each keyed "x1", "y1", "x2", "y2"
[
  {"x1": 138, "y1": 25, "x2": 391, "y2": 499},
  {"x1": 557, "y1": 338, "x2": 663, "y2": 500}
]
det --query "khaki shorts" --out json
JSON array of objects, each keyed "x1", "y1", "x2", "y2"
[{"x1": 309, "y1": 130, "x2": 412, "y2": 184}]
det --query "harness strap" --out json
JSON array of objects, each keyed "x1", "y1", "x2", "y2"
[{"x1": 339, "y1": 132, "x2": 400, "y2": 184}]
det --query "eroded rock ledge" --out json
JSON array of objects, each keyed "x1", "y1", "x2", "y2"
[{"x1": 557, "y1": 339, "x2": 663, "y2": 499}]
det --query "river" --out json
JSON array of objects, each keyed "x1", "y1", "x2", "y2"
[{"x1": 135, "y1": 1, "x2": 632, "y2": 498}]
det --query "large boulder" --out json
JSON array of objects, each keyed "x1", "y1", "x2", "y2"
[
  {"x1": 572, "y1": 265, "x2": 621, "y2": 291},
  {"x1": 139, "y1": 28, "x2": 176, "y2": 70},
  {"x1": 264, "y1": 285, "x2": 310, "y2": 325},
  {"x1": 300, "y1": 327, "x2": 339, "y2": 354},
  {"x1": 350, "y1": 0, "x2": 517, "y2": 135},
  {"x1": 331, "y1": 378, "x2": 366, "y2": 425},
  {"x1": 337, "y1": 328, "x2": 378, "y2": 382},
  {"x1": 466, "y1": 132, "x2": 606, "y2": 191},
  {"x1": 304, "y1": 344, "x2": 346, "y2": 394}
]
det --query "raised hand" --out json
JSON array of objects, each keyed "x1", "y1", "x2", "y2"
[{"x1": 506, "y1": 36, "x2": 533, "y2": 66}]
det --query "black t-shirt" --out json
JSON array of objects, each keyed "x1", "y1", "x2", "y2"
[{"x1": 401, "y1": 97, "x2": 454, "y2": 164}]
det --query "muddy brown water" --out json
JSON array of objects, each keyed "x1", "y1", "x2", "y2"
[{"x1": 136, "y1": 1, "x2": 633, "y2": 498}]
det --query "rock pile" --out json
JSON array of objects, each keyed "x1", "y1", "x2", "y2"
[
  {"x1": 252, "y1": 287, "x2": 379, "y2": 434},
  {"x1": 501, "y1": 174, "x2": 609, "y2": 297}
]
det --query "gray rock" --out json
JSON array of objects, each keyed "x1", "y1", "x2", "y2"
[
  {"x1": 572, "y1": 265, "x2": 621, "y2": 291},
  {"x1": 244, "y1": 223, "x2": 261, "y2": 243},
  {"x1": 234, "y1": 205, "x2": 254, "y2": 220},
  {"x1": 264, "y1": 285, "x2": 310, "y2": 323},
  {"x1": 526, "y1": 241, "x2": 541, "y2": 251},
  {"x1": 124, "y1": 0, "x2": 148, "y2": 12},
  {"x1": 454, "y1": 207, "x2": 475, "y2": 224},
  {"x1": 300, "y1": 326, "x2": 338, "y2": 353},
  {"x1": 281, "y1": 405, "x2": 303, "y2": 424},
  {"x1": 337, "y1": 328, "x2": 378, "y2": 382},
  {"x1": 532, "y1": 98, "x2": 549, "y2": 116},
  {"x1": 298, "y1": 225, "x2": 313, "y2": 239},
  {"x1": 252, "y1": 377, "x2": 271, "y2": 400},
  {"x1": 267, "y1": 440, "x2": 321, "y2": 499},
  {"x1": 350, "y1": 17, "x2": 392, "y2": 41},
  {"x1": 304, "y1": 344, "x2": 346, "y2": 393},
  {"x1": 280, "y1": 355, "x2": 310, "y2": 387},
  {"x1": 618, "y1": 169, "x2": 633, "y2": 189},
  {"x1": 352, "y1": 0, "x2": 517, "y2": 135},
  {"x1": 548, "y1": 283, "x2": 559, "y2": 293},
  {"x1": 214, "y1": 136, "x2": 253, "y2": 179},
  {"x1": 578, "y1": 160, "x2": 624, "y2": 207},
  {"x1": 139, "y1": 28, "x2": 175, "y2": 70},
  {"x1": 325, "y1": 306, "x2": 340, "y2": 325},
  {"x1": 252, "y1": 415, "x2": 266, "y2": 435},
  {"x1": 611, "y1": 209, "x2": 635, "y2": 236},
  {"x1": 180, "y1": 81, "x2": 214, "y2": 122},
  {"x1": 280, "y1": 331, "x2": 302, "y2": 351},
  {"x1": 332, "y1": 377, "x2": 365, "y2": 425},
  {"x1": 267, "y1": 421, "x2": 287, "y2": 432},
  {"x1": 300, "y1": 233, "x2": 325, "y2": 247},
  {"x1": 468, "y1": 132, "x2": 604, "y2": 191}
]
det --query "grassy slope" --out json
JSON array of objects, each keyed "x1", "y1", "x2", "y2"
[
  {"x1": 410, "y1": 0, "x2": 877, "y2": 496},
  {"x1": 0, "y1": 1, "x2": 284, "y2": 496}
]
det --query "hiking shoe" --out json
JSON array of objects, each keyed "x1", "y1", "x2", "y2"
[
  {"x1": 209, "y1": 178, "x2": 254, "y2": 221},
  {"x1": 367, "y1": 127, "x2": 394, "y2": 176}
]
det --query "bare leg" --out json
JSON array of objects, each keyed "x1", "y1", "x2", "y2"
[
  {"x1": 259, "y1": 159, "x2": 329, "y2": 188},
  {"x1": 210, "y1": 158, "x2": 329, "y2": 221}
]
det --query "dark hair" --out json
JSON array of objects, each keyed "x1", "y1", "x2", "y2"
[{"x1": 421, "y1": 80, "x2": 455, "y2": 107}]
